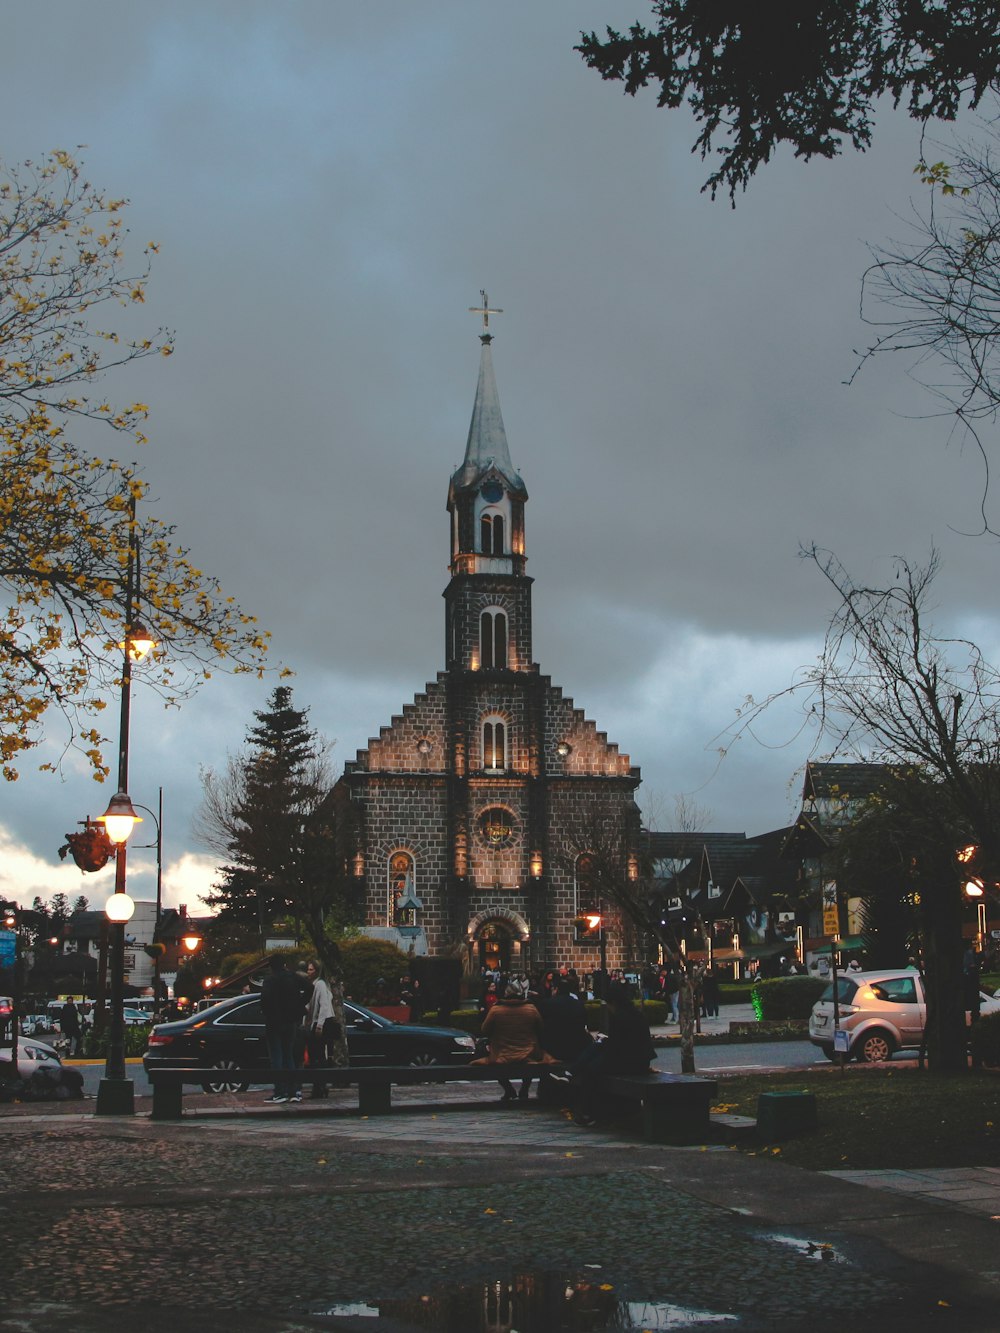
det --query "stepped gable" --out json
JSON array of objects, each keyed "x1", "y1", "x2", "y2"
[
  {"x1": 346, "y1": 675, "x2": 448, "y2": 775},
  {"x1": 541, "y1": 673, "x2": 634, "y2": 778}
]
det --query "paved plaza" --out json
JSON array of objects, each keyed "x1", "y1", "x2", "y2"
[{"x1": 2, "y1": 1082, "x2": 999, "y2": 1332}]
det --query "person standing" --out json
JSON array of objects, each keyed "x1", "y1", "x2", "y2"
[
  {"x1": 260, "y1": 955, "x2": 310, "y2": 1104},
  {"x1": 303, "y1": 959, "x2": 336, "y2": 1099},
  {"x1": 701, "y1": 968, "x2": 720, "y2": 1018},
  {"x1": 60, "y1": 999, "x2": 82, "y2": 1056}
]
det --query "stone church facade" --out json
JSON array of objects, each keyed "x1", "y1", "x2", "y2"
[{"x1": 334, "y1": 318, "x2": 641, "y2": 976}]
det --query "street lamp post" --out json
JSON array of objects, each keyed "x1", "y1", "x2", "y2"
[{"x1": 94, "y1": 495, "x2": 155, "y2": 1117}]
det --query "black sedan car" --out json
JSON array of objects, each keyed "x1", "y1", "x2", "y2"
[{"x1": 142, "y1": 994, "x2": 480, "y2": 1092}]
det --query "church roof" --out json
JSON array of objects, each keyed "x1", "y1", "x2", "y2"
[{"x1": 450, "y1": 338, "x2": 526, "y2": 497}]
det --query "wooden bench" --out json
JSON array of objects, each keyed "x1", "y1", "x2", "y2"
[
  {"x1": 603, "y1": 1071, "x2": 718, "y2": 1143},
  {"x1": 146, "y1": 1061, "x2": 563, "y2": 1122}
]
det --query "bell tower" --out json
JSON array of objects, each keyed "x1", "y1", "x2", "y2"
[{"x1": 445, "y1": 294, "x2": 531, "y2": 673}]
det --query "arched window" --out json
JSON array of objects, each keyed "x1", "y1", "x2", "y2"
[
  {"x1": 575, "y1": 853, "x2": 597, "y2": 913},
  {"x1": 480, "y1": 512, "x2": 505, "y2": 555},
  {"x1": 388, "y1": 851, "x2": 415, "y2": 926},
  {"x1": 479, "y1": 608, "x2": 508, "y2": 669},
  {"x1": 482, "y1": 717, "x2": 507, "y2": 772}
]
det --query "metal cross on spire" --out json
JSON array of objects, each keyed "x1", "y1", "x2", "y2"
[{"x1": 468, "y1": 289, "x2": 503, "y2": 342}]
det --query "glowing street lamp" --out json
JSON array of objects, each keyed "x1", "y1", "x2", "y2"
[
  {"x1": 95, "y1": 493, "x2": 157, "y2": 1117},
  {"x1": 97, "y1": 791, "x2": 142, "y2": 846}
]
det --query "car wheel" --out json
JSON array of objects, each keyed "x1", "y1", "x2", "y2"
[
  {"x1": 819, "y1": 1044, "x2": 836, "y2": 1061},
  {"x1": 202, "y1": 1059, "x2": 250, "y2": 1094},
  {"x1": 408, "y1": 1051, "x2": 440, "y2": 1067},
  {"x1": 855, "y1": 1030, "x2": 895, "y2": 1063}
]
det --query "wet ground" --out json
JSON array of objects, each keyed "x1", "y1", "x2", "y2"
[{"x1": 2, "y1": 1087, "x2": 999, "y2": 1332}]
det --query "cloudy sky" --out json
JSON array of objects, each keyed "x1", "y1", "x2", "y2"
[{"x1": 3, "y1": 2, "x2": 998, "y2": 915}]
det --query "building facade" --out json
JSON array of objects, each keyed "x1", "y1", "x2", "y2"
[{"x1": 335, "y1": 320, "x2": 641, "y2": 976}]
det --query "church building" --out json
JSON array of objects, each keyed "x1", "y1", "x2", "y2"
[{"x1": 335, "y1": 303, "x2": 641, "y2": 977}]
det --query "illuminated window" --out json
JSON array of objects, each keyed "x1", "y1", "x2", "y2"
[
  {"x1": 479, "y1": 807, "x2": 515, "y2": 847},
  {"x1": 388, "y1": 851, "x2": 415, "y2": 926},
  {"x1": 482, "y1": 717, "x2": 507, "y2": 772},
  {"x1": 480, "y1": 513, "x2": 504, "y2": 555},
  {"x1": 479, "y1": 609, "x2": 508, "y2": 669},
  {"x1": 574, "y1": 853, "x2": 600, "y2": 943}
]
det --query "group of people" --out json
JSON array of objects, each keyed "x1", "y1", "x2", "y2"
[
  {"x1": 260, "y1": 955, "x2": 340, "y2": 1103},
  {"x1": 475, "y1": 977, "x2": 655, "y2": 1127}
]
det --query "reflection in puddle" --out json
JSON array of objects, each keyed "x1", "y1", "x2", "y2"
[
  {"x1": 758, "y1": 1234, "x2": 845, "y2": 1265},
  {"x1": 313, "y1": 1273, "x2": 739, "y2": 1330}
]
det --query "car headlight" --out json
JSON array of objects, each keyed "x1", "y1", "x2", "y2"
[{"x1": 453, "y1": 1035, "x2": 476, "y2": 1050}]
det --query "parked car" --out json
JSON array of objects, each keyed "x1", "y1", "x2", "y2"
[
  {"x1": 0, "y1": 1038, "x2": 85, "y2": 1099},
  {"x1": 19, "y1": 1014, "x2": 53, "y2": 1036},
  {"x1": 143, "y1": 994, "x2": 480, "y2": 1092},
  {"x1": 809, "y1": 968, "x2": 1000, "y2": 1063}
]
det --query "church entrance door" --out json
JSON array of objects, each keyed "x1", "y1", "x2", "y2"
[{"x1": 477, "y1": 922, "x2": 513, "y2": 974}]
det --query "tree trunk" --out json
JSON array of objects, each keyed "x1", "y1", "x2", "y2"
[
  {"x1": 921, "y1": 882, "x2": 968, "y2": 1074},
  {"x1": 678, "y1": 974, "x2": 698, "y2": 1073}
]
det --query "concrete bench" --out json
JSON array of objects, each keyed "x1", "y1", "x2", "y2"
[
  {"x1": 146, "y1": 1061, "x2": 563, "y2": 1121},
  {"x1": 603, "y1": 1071, "x2": 719, "y2": 1143}
]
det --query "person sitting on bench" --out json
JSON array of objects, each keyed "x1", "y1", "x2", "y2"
[
  {"x1": 474, "y1": 985, "x2": 556, "y2": 1103},
  {"x1": 570, "y1": 983, "x2": 655, "y2": 1126}
]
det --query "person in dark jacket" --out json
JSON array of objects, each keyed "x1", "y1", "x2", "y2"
[
  {"x1": 539, "y1": 978, "x2": 592, "y2": 1062},
  {"x1": 260, "y1": 955, "x2": 311, "y2": 1103},
  {"x1": 570, "y1": 984, "x2": 655, "y2": 1126},
  {"x1": 60, "y1": 999, "x2": 82, "y2": 1056}
]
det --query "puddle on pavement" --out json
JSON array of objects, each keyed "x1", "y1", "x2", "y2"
[
  {"x1": 755, "y1": 1233, "x2": 845, "y2": 1264},
  {"x1": 312, "y1": 1272, "x2": 738, "y2": 1330}
]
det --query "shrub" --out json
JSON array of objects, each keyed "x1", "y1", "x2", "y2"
[
  {"x1": 719, "y1": 982, "x2": 755, "y2": 1005},
  {"x1": 970, "y1": 1012, "x2": 1000, "y2": 1068},
  {"x1": 82, "y1": 1025, "x2": 150, "y2": 1059},
  {"x1": 751, "y1": 976, "x2": 827, "y2": 1020},
  {"x1": 340, "y1": 938, "x2": 411, "y2": 1002}
]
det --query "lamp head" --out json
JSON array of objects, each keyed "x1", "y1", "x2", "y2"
[
  {"x1": 105, "y1": 891, "x2": 135, "y2": 924},
  {"x1": 97, "y1": 791, "x2": 141, "y2": 844},
  {"x1": 122, "y1": 620, "x2": 156, "y2": 663}
]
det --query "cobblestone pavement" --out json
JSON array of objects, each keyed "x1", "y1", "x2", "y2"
[{"x1": 2, "y1": 1093, "x2": 999, "y2": 1332}]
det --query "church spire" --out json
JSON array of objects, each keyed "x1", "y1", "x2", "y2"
[
  {"x1": 451, "y1": 292, "x2": 525, "y2": 496},
  {"x1": 447, "y1": 292, "x2": 529, "y2": 586}
]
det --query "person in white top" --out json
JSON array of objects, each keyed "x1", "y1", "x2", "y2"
[{"x1": 304, "y1": 959, "x2": 336, "y2": 1099}]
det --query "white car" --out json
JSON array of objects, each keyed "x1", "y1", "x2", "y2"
[
  {"x1": 0, "y1": 1039, "x2": 85, "y2": 1099},
  {"x1": 809, "y1": 968, "x2": 1000, "y2": 1063}
]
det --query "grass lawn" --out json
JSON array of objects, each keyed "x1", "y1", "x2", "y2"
[{"x1": 711, "y1": 1065, "x2": 1000, "y2": 1170}]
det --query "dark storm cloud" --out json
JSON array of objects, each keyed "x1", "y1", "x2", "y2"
[{"x1": 1, "y1": 2, "x2": 996, "y2": 907}]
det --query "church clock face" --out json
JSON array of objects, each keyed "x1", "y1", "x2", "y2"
[
  {"x1": 480, "y1": 480, "x2": 503, "y2": 504},
  {"x1": 477, "y1": 805, "x2": 518, "y2": 848}
]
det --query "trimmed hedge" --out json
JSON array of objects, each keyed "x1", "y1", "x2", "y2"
[
  {"x1": 751, "y1": 976, "x2": 827, "y2": 1020},
  {"x1": 419, "y1": 1009, "x2": 483, "y2": 1035},
  {"x1": 719, "y1": 982, "x2": 755, "y2": 1005}
]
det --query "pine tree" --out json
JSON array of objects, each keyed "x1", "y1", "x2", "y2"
[{"x1": 202, "y1": 686, "x2": 335, "y2": 942}]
